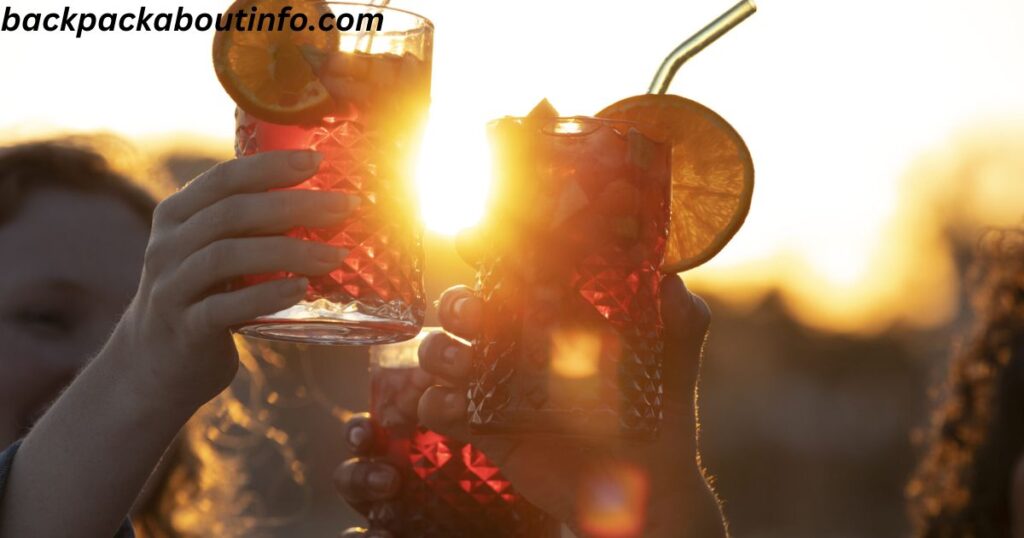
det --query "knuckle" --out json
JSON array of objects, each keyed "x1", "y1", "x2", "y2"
[
  {"x1": 202, "y1": 197, "x2": 239, "y2": 232},
  {"x1": 206, "y1": 160, "x2": 232, "y2": 184},
  {"x1": 152, "y1": 197, "x2": 177, "y2": 225},
  {"x1": 418, "y1": 332, "x2": 450, "y2": 366},
  {"x1": 188, "y1": 301, "x2": 213, "y2": 336},
  {"x1": 334, "y1": 460, "x2": 398, "y2": 501},
  {"x1": 200, "y1": 160, "x2": 239, "y2": 194},
  {"x1": 144, "y1": 237, "x2": 169, "y2": 271},
  {"x1": 241, "y1": 193, "x2": 272, "y2": 224},
  {"x1": 204, "y1": 240, "x2": 235, "y2": 271},
  {"x1": 691, "y1": 293, "x2": 712, "y2": 331},
  {"x1": 150, "y1": 278, "x2": 172, "y2": 305},
  {"x1": 438, "y1": 286, "x2": 472, "y2": 320},
  {"x1": 252, "y1": 192, "x2": 294, "y2": 230},
  {"x1": 334, "y1": 458, "x2": 365, "y2": 499},
  {"x1": 417, "y1": 387, "x2": 443, "y2": 425}
]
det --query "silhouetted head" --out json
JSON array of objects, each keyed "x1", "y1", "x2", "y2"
[
  {"x1": 908, "y1": 227, "x2": 1024, "y2": 536},
  {"x1": 0, "y1": 138, "x2": 156, "y2": 447}
]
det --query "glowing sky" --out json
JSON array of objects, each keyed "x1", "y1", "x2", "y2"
[{"x1": 1, "y1": 0, "x2": 1022, "y2": 332}]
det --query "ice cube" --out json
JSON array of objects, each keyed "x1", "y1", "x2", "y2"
[
  {"x1": 581, "y1": 122, "x2": 628, "y2": 170},
  {"x1": 597, "y1": 179, "x2": 641, "y2": 216},
  {"x1": 321, "y1": 50, "x2": 371, "y2": 80},
  {"x1": 611, "y1": 217, "x2": 640, "y2": 243},
  {"x1": 627, "y1": 128, "x2": 655, "y2": 171},
  {"x1": 368, "y1": 53, "x2": 400, "y2": 88},
  {"x1": 298, "y1": 44, "x2": 330, "y2": 75},
  {"x1": 528, "y1": 98, "x2": 559, "y2": 119},
  {"x1": 550, "y1": 179, "x2": 590, "y2": 228},
  {"x1": 320, "y1": 76, "x2": 372, "y2": 108}
]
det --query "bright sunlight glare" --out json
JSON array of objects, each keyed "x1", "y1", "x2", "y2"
[
  {"x1": 1, "y1": 0, "x2": 1023, "y2": 333},
  {"x1": 415, "y1": 115, "x2": 490, "y2": 235}
]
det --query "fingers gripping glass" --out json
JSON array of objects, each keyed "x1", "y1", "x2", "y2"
[{"x1": 223, "y1": 2, "x2": 433, "y2": 345}]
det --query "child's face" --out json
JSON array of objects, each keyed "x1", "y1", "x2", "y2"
[{"x1": 0, "y1": 188, "x2": 149, "y2": 446}]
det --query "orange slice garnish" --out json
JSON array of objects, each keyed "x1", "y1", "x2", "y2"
[
  {"x1": 598, "y1": 94, "x2": 754, "y2": 272},
  {"x1": 212, "y1": 0, "x2": 339, "y2": 125}
]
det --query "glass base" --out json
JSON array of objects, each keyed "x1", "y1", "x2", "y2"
[{"x1": 235, "y1": 299, "x2": 422, "y2": 346}]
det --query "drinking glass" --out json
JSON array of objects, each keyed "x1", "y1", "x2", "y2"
[
  {"x1": 362, "y1": 330, "x2": 559, "y2": 537},
  {"x1": 467, "y1": 116, "x2": 671, "y2": 440},
  {"x1": 233, "y1": 3, "x2": 432, "y2": 345}
]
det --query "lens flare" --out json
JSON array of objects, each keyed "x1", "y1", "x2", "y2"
[
  {"x1": 577, "y1": 464, "x2": 649, "y2": 538},
  {"x1": 550, "y1": 328, "x2": 603, "y2": 379}
]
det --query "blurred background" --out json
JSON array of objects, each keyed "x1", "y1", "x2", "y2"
[{"x1": 2, "y1": 0, "x2": 1023, "y2": 535}]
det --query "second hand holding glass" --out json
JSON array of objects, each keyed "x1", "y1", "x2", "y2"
[
  {"x1": 341, "y1": 331, "x2": 558, "y2": 537},
  {"x1": 463, "y1": 0, "x2": 758, "y2": 441}
]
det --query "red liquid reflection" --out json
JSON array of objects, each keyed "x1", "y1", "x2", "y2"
[{"x1": 369, "y1": 363, "x2": 558, "y2": 537}]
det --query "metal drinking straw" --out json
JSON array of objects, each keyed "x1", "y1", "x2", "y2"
[
  {"x1": 649, "y1": 0, "x2": 757, "y2": 95},
  {"x1": 357, "y1": 0, "x2": 390, "y2": 52}
]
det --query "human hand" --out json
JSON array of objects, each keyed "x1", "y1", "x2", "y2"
[
  {"x1": 334, "y1": 413, "x2": 405, "y2": 538},
  {"x1": 333, "y1": 349, "x2": 445, "y2": 537},
  {"x1": 417, "y1": 275, "x2": 725, "y2": 538},
  {"x1": 334, "y1": 413, "x2": 403, "y2": 514},
  {"x1": 105, "y1": 150, "x2": 359, "y2": 412}
]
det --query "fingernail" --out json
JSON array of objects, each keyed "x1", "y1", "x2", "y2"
[
  {"x1": 346, "y1": 195, "x2": 362, "y2": 210},
  {"x1": 347, "y1": 424, "x2": 369, "y2": 448},
  {"x1": 368, "y1": 468, "x2": 397, "y2": 493},
  {"x1": 289, "y1": 151, "x2": 322, "y2": 171},
  {"x1": 312, "y1": 244, "x2": 349, "y2": 264}
]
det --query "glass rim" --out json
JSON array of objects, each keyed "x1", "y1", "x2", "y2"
[
  {"x1": 487, "y1": 115, "x2": 661, "y2": 140},
  {"x1": 319, "y1": 2, "x2": 434, "y2": 31},
  {"x1": 487, "y1": 115, "x2": 643, "y2": 127}
]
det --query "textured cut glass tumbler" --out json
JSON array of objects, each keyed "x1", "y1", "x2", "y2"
[
  {"x1": 468, "y1": 116, "x2": 671, "y2": 440},
  {"x1": 365, "y1": 331, "x2": 559, "y2": 537},
  {"x1": 234, "y1": 3, "x2": 431, "y2": 345}
]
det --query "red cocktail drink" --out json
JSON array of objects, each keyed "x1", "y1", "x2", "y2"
[
  {"x1": 367, "y1": 334, "x2": 558, "y2": 537},
  {"x1": 467, "y1": 116, "x2": 671, "y2": 440},
  {"x1": 226, "y1": 3, "x2": 432, "y2": 345}
]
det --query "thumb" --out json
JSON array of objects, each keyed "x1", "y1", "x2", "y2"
[{"x1": 660, "y1": 275, "x2": 711, "y2": 404}]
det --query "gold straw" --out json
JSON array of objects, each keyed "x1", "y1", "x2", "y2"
[
  {"x1": 357, "y1": 0, "x2": 390, "y2": 53},
  {"x1": 648, "y1": 0, "x2": 757, "y2": 95}
]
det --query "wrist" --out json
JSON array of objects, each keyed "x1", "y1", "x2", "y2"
[{"x1": 98, "y1": 324, "x2": 202, "y2": 424}]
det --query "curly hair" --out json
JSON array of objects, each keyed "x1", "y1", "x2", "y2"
[{"x1": 907, "y1": 227, "x2": 1024, "y2": 537}]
